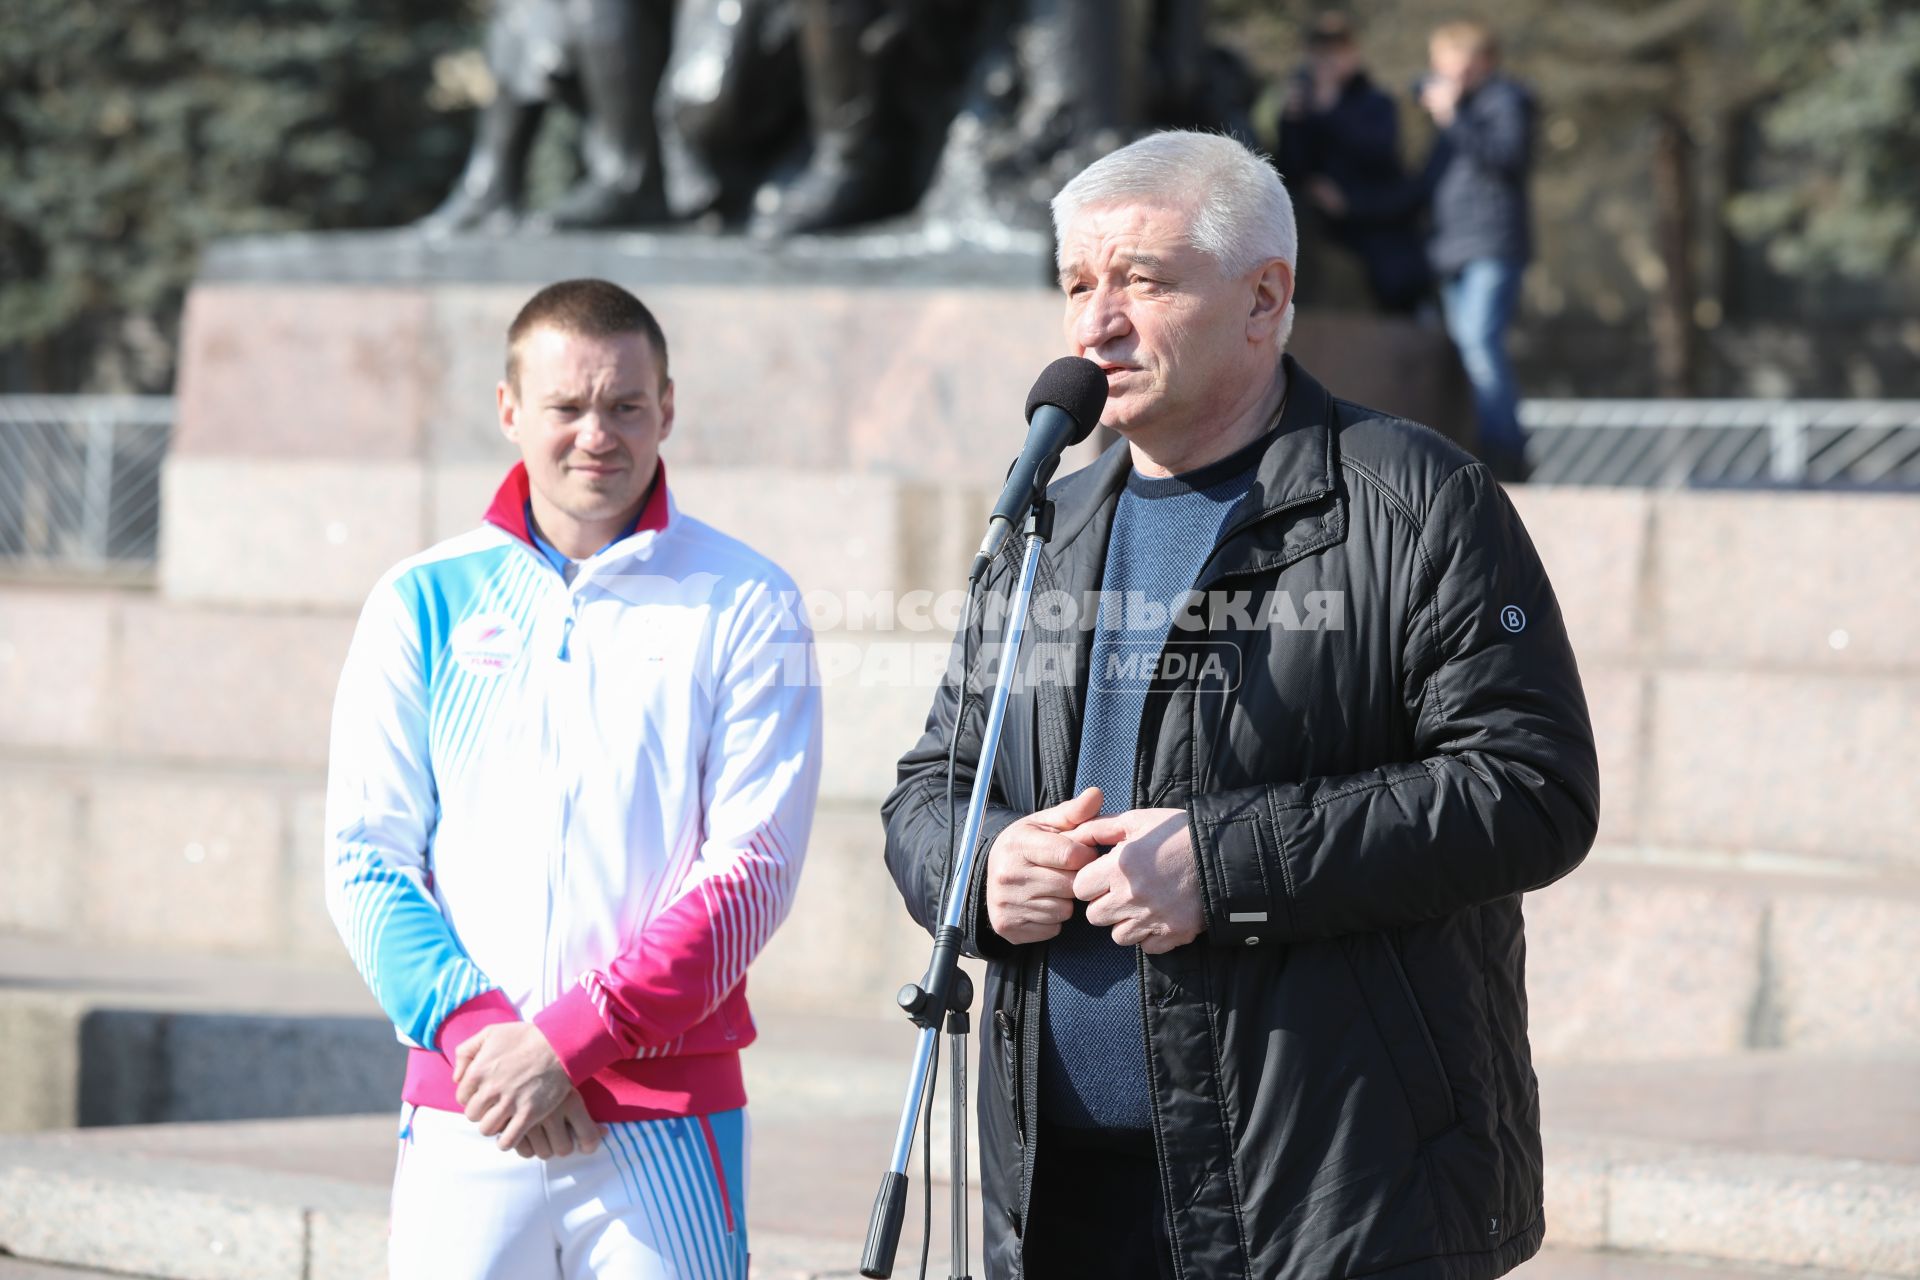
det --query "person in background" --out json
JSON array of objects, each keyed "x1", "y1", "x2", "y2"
[
  {"x1": 1276, "y1": 11, "x2": 1430, "y2": 315},
  {"x1": 1418, "y1": 18, "x2": 1538, "y2": 483}
]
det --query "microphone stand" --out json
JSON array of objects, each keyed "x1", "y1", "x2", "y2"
[{"x1": 860, "y1": 496, "x2": 1056, "y2": 1280}]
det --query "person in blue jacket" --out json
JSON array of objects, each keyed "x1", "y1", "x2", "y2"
[{"x1": 1417, "y1": 18, "x2": 1538, "y2": 483}]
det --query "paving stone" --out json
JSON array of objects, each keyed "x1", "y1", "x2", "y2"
[
  {"x1": 80, "y1": 777, "x2": 286, "y2": 951},
  {"x1": 0, "y1": 589, "x2": 115, "y2": 754},
  {"x1": 1771, "y1": 887, "x2": 1920, "y2": 1054},
  {"x1": 159, "y1": 458, "x2": 425, "y2": 610},
  {"x1": 174, "y1": 287, "x2": 432, "y2": 462},
  {"x1": 1654, "y1": 491, "x2": 1920, "y2": 672},
  {"x1": 1644, "y1": 670, "x2": 1920, "y2": 871},
  {"x1": 0, "y1": 772, "x2": 85, "y2": 934},
  {"x1": 1607, "y1": 1151, "x2": 1920, "y2": 1275},
  {"x1": 110, "y1": 599, "x2": 351, "y2": 768},
  {"x1": 0, "y1": 1145, "x2": 314, "y2": 1280},
  {"x1": 1525, "y1": 865, "x2": 1766, "y2": 1061}
]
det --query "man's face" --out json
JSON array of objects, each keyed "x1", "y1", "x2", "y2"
[
  {"x1": 1429, "y1": 39, "x2": 1488, "y2": 88},
  {"x1": 1310, "y1": 42, "x2": 1360, "y2": 82},
  {"x1": 1058, "y1": 200, "x2": 1278, "y2": 437},
  {"x1": 496, "y1": 325, "x2": 673, "y2": 526}
]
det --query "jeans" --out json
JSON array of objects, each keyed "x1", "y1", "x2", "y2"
[{"x1": 1440, "y1": 257, "x2": 1527, "y2": 466}]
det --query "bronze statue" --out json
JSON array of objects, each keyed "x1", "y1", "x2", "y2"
[
  {"x1": 745, "y1": 0, "x2": 979, "y2": 237},
  {"x1": 421, "y1": 0, "x2": 675, "y2": 232},
  {"x1": 419, "y1": 0, "x2": 1251, "y2": 238},
  {"x1": 656, "y1": 0, "x2": 805, "y2": 225}
]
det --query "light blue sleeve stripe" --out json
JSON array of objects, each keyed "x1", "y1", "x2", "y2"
[
  {"x1": 332, "y1": 838, "x2": 497, "y2": 1051},
  {"x1": 324, "y1": 544, "x2": 525, "y2": 1050}
]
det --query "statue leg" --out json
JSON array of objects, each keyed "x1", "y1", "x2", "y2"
[
  {"x1": 747, "y1": 0, "x2": 902, "y2": 236},
  {"x1": 659, "y1": 0, "x2": 808, "y2": 224},
  {"x1": 1012, "y1": 0, "x2": 1149, "y2": 161},
  {"x1": 418, "y1": 0, "x2": 568, "y2": 232},
  {"x1": 419, "y1": 92, "x2": 547, "y2": 232},
  {"x1": 539, "y1": 0, "x2": 676, "y2": 229}
]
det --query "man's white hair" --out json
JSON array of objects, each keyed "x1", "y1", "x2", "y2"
[{"x1": 1051, "y1": 130, "x2": 1298, "y2": 347}]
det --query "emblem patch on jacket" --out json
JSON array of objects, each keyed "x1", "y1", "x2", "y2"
[{"x1": 450, "y1": 613, "x2": 524, "y2": 676}]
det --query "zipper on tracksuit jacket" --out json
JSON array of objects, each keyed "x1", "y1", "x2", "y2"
[{"x1": 517, "y1": 546, "x2": 576, "y2": 1011}]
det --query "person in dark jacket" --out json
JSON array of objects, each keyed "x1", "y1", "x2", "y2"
[
  {"x1": 882, "y1": 130, "x2": 1597, "y2": 1280},
  {"x1": 1418, "y1": 20, "x2": 1537, "y2": 482},
  {"x1": 1277, "y1": 11, "x2": 1430, "y2": 314}
]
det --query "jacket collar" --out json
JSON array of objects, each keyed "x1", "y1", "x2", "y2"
[
  {"x1": 482, "y1": 460, "x2": 672, "y2": 551},
  {"x1": 1047, "y1": 353, "x2": 1339, "y2": 555},
  {"x1": 1230, "y1": 353, "x2": 1340, "y2": 529}
]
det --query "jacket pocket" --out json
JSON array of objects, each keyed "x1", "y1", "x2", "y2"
[
  {"x1": 994, "y1": 1007, "x2": 1025, "y2": 1145},
  {"x1": 1345, "y1": 932, "x2": 1457, "y2": 1142}
]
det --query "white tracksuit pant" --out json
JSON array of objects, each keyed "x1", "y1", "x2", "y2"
[{"x1": 389, "y1": 1103, "x2": 750, "y2": 1279}]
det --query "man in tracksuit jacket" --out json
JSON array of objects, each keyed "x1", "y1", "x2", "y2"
[
  {"x1": 883, "y1": 132, "x2": 1597, "y2": 1278},
  {"x1": 326, "y1": 278, "x2": 821, "y2": 1279}
]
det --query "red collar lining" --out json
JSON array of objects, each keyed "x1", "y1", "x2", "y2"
[{"x1": 482, "y1": 461, "x2": 670, "y2": 548}]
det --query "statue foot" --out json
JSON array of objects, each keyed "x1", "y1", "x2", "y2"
[
  {"x1": 531, "y1": 180, "x2": 671, "y2": 231},
  {"x1": 415, "y1": 189, "x2": 522, "y2": 235},
  {"x1": 747, "y1": 157, "x2": 904, "y2": 238}
]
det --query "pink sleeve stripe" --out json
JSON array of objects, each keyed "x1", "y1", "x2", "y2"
[{"x1": 571, "y1": 826, "x2": 797, "y2": 1057}]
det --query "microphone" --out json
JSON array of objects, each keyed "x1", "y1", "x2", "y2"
[{"x1": 967, "y1": 356, "x2": 1109, "y2": 582}]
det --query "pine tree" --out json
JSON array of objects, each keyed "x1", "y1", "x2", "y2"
[{"x1": 0, "y1": 0, "x2": 477, "y2": 390}]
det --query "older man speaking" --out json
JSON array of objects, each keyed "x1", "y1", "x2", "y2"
[{"x1": 882, "y1": 132, "x2": 1599, "y2": 1279}]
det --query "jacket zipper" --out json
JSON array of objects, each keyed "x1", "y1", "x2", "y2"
[
  {"x1": 1017, "y1": 949, "x2": 1044, "y2": 1246},
  {"x1": 528, "y1": 557, "x2": 569, "y2": 1006},
  {"x1": 1136, "y1": 945, "x2": 1197, "y2": 1280}
]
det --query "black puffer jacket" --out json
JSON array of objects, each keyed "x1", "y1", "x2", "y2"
[{"x1": 882, "y1": 358, "x2": 1599, "y2": 1279}]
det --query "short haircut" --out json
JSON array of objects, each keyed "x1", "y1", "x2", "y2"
[
  {"x1": 1051, "y1": 130, "x2": 1298, "y2": 347},
  {"x1": 1307, "y1": 11, "x2": 1357, "y2": 49},
  {"x1": 1431, "y1": 19, "x2": 1499, "y2": 60},
  {"x1": 505, "y1": 278, "x2": 670, "y2": 393}
]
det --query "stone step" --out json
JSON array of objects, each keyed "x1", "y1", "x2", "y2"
[
  {"x1": 1, "y1": 1010, "x2": 1915, "y2": 1279},
  {"x1": 1541, "y1": 1057, "x2": 1920, "y2": 1276},
  {"x1": 11, "y1": 486, "x2": 1920, "y2": 866},
  {"x1": 0, "y1": 931, "x2": 396, "y2": 1132},
  {"x1": 1, "y1": 1103, "x2": 1914, "y2": 1278},
  {"x1": 0, "y1": 1247, "x2": 1883, "y2": 1280},
  {"x1": 1521, "y1": 858, "x2": 1920, "y2": 1060},
  {"x1": 3, "y1": 849, "x2": 1919, "y2": 1135}
]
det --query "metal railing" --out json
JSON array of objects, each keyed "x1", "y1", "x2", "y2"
[
  {"x1": 0, "y1": 395, "x2": 1912, "y2": 580},
  {"x1": 0, "y1": 396, "x2": 173, "y2": 576},
  {"x1": 1522, "y1": 399, "x2": 1920, "y2": 489}
]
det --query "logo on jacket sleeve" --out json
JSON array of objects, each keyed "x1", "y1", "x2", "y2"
[
  {"x1": 1499, "y1": 605, "x2": 1526, "y2": 633},
  {"x1": 451, "y1": 613, "x2": 524, "y2": 676}
]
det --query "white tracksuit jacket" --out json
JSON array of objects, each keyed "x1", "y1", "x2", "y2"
[{"x1": 324, "y1": 462, "x2": 821, "y2": 1120}]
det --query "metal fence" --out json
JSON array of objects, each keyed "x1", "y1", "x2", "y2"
[
  {"x1": 1522, "y1": 399, "x2": 1920, "y2": 489},
  {"x1": 0, "y1": 396, "x2": 173, "y2": 576},
  {"x1": 0, "y1": 396, "x2": 1914, "y2": 580}
]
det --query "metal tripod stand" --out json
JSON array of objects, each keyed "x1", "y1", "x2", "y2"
[{"x1": 859, "y1": 499, "x2": 1055, "y2": 1280}]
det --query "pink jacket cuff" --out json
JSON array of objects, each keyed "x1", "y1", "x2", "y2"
[
  {"x1": 534, "y1": 982, "x2": 627, "y2": 1085},
  {"x1": 434, "y1": 988, "x2": 521, "y2": 1066}
]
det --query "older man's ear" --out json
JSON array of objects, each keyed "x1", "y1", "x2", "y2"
[{"x1": 1248, "y1": 259, "x2": 1295, "y2": 344}]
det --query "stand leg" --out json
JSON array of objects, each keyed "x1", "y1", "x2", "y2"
[
  {"x1": 861, "y1": 514, "x2": 1052, "y2": 1279},
  {"x1": 948, "y1": 1026, "x2": 970, "y2": 1280}
]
